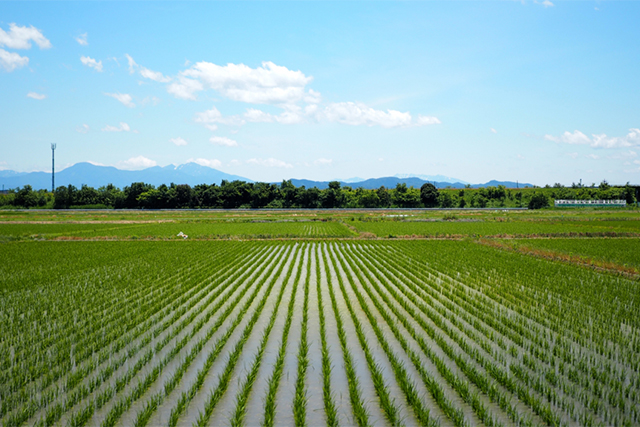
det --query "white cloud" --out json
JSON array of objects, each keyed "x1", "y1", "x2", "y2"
[
  {"x1": 102, "y1": 122, "x2": 131, "y2": 132},
  {"x1": 586, "y1": 154, "x2": 599, "y2": 159},
  {"x1": 243, "y1": 107, "x2": 303, "y2": 124},
  {"x1": 210, "y1": 136, "x2": 238, "y2": 147},
  {"x1": 0, "y1": 48, "x2": 29, "y2": 71},
  {"x1": 118, "y1": 156, "x2": 156, "y2": 170},
  {"x1": 140, "y1": 67, "x2": 171, "y2": 83},
  {"x1": 323, "y1": 102, "x2": 414, "y2": 128},
  {"x1": 304, "y1": 89, "x2": 322, "y2": 104},
  {"x1": 314, "y1": 158, "x2": 333, "y2": 165},
  {"x1": 0, "y1": 23, "x2": 51, "y2": 50},
  {"x1": 81, "y1": 56, "x2": 103, "y2": 72},
  {"x1": 170, "y1": 137, "x2": 187, "y2": 146},
  {"x1": 545, "y1": 128, "x2": 640, "y2": 148},
  {"x1": 247, "y1": 158, "x2": 293, "y2": 168},
  {"x1": 490, "y1": 128, "x2": 498, "y2": 134},
  {"x1": 174, "y1": 61, "x2": 313, "y2": 105},
  {"x1": 566, "y1": 152, "x2": 579, "y2": 159},
  {"x1": 125, "y1": 54, "x2": 137, "y2": 74},
  {"x1": 125, "y1": 54, "x2": 171, "y2": 83},
  {"x1": 167, "y1": 76, "x2": 203, "y2": 100},
  {"x1": 244, "y1": 108, "x2": 275, "y2": 123},
  {"x1": 416, "y1": 115, "x2": 442, "y2": 126},
  {"x1": 27, "y1": 92, "x2": 46, "y2": 100},
  {"x1": 75, "y1": 33, "x2": 88, "y2": 46},
  {"x1": 105, "y1": 92, "x2": 135, "y2": 108},
  {"x1": 544, "y1": 130, "x2": 591, "y2": 145},
  {"x1": 591, "y1": 129, "x2": 640, "y2": 148},
  {"x1": 540, "y1": 0, "x2": 554, "y2": 7},
  {"x1": 190, "y1": 158, "x2": 222, "y2": 168},
  {"x1": 76, "y1": 124, "x2": 90, "y2": 133},
  {"x1": 195, "y1": 106, "x2": 244, "y2": 127}
]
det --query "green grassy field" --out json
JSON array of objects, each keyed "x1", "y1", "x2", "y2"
[{"x1": 1, "y1": 208, "x2": 639, "y2": 427}]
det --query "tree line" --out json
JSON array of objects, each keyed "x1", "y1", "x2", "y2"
[{"x1": 0, "y1": 180, "x2": 637, "y2": 210}]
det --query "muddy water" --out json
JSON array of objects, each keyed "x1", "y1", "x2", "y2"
[
  {"x1": 363, "y1": 243, "x2": 546, "y2": 426},
  {"x1": 271, "y1": 245, "x2": 309, "y2": 427},
  {"x1": 316, "y1": 243, "x2": 353, "y2": 427},
  {"x1": 29, "y1": 254, "x2": 219, "y2": 426},
  {"x1": 322, "y1": 243, "x2": 390, "y2": 427},
  {"x1": 347, "y1": 243, "x2": 476, "y2": 426},
  {"x1": 330, "y1": 243, "x2": 421, "y2": 427},
  {"x1": 56, "y1": 246, "x2": 271, "y2": 427},
  {"x1": 116, "y1": 246, "x2": 283, "y2": 427},
  {"x1": 174, "y1": 244, "x2": 297, "y2": 427},
  {"x1": 242, "y1": 245, "x2": 305, "y2": 427},
  {"x1": 304, "y1": 244, "x2": 327, "y2": 427},
  {"x1": 207, "y1": 245, "x2": 305, "y2": 427}
]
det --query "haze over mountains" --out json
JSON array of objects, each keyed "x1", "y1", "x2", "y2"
[{"x1": 0, "y1": 162, "x2": 533, "y2": 191}]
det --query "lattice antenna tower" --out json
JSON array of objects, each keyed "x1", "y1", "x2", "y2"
[{"x1": 51, "y1": 143, "x2": 56, "y2": 193}]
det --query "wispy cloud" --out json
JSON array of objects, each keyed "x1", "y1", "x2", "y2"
[
  {"x1": 125, "y1": 54, "x2": 171, "y2": 82},
  {"x1": 247, "y1": 157, "x2": 293, "y2": 168},
  {"x1": 0, "y1": 23, "x2": 51, "y2": 49},
  {"x1": 75, "y1": 33, "x2": 88, "y2": 46},
  {"x1": 210, "y1": 136, "x2": 238, "y2": 147},
  {"x1": 27, "y1": 92, "x2": 46, "y2": 100},
  {"x1": 81, "y1": 55, "x2": 103, "y2": 72},
  {"x1": 545, "y1": 128, "x2": 640, "y2": 148},
  {"x1": 102, "y1": 122, "x2": 131, "y2": 132},
  {"x1": 189, "y1": 158, "x2": 222, "y2": 168},
  {"x1": 118, "y1": 156, "x2": 156, "y2": 170},
  {"x1": 76, "y1": 124, "x2": 90, "y2": 134},
  {"x1": 170, "y1": 137, "x2": 187, "y2": 146},
  {"x1": 321, "y1": 102, "x2": 439, "y2": 128},
  {"x1": 105, "y1": 92, "x2": 135, "y2": 108},
  {"x1": 0, "y1": 49, "x2": 29, "y2": 71}
]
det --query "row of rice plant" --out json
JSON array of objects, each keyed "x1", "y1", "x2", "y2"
[{"x1": 2, "y1": 239, "x2": 638, "y2": 426}]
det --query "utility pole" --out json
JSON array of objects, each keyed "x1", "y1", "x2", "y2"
[{"x1": 51, "y1": 143, "x2": 56, "y2": 192}]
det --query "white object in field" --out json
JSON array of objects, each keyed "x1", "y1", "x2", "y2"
[{"x1": 177, "y1": 231, "x2": 188, "y2": 239}]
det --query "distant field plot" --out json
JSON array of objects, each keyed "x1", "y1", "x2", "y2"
[
  {"x1": 0, "y1": 220, "x2": 356, "y2": 239},
  {"x1": 1, "y1": 240, "x2": 638, "y2": 427},
  {"x1": 511, "y1": 237, "x2": 640, "y2": 270},
  {"x1": 350, "y1": 218, "x2": 640, "y2": 237}
]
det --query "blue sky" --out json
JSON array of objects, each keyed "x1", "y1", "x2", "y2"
[{"x1": 1, "y1": 1, "x2": 639, "y2": 185}]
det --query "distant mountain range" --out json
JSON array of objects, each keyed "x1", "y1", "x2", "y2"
[
  {"x1": 0, "y1": 162, "x2": 251, "y2": 191},
  {"x1": 0, "y1": 162, "x2": 534, "y2": 191},
  {"x1": 286, "y1": 178, "x2": 533, "y2": 190}
]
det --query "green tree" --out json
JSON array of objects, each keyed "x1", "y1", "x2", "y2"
[
  {"x1": 321, "y1": 181, "x2": 344, "y2": 208},
  {"x1": 438, "y1": 191, "x2": 454, "y2": 208},
  {"x1": 528, "y1": 192, "x2": 550, "y2": 209},
  {"x1": 377, "y1": 186, "x2": 391, "y2": 208},
  {"x1": 359, "y1": 189, "x2": 381, "y2": 208},
  {"x1": 420, "y1": 183, "x2": 439, "y2": 207},
  {"x1": 14, "y1": 185, "x2": 38, "y2": 208}
]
